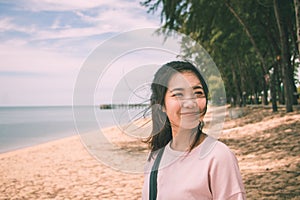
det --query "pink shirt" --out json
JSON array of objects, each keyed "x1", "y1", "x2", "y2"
[{"x1": 142, "y1": 136, "x2": 246, "y2": 200}]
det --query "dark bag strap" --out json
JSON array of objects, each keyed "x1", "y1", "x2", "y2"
[{"x1": 149, "y1": 147, "x2": 165, "y2": 200}]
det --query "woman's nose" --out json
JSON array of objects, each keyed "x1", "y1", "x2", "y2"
[{"x1": 181, "y1": 97, "x2": 197, "y2": 108}]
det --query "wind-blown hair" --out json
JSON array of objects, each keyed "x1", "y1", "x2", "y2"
[{"x1": 146, "y1": 61, "x2": 209, "y2": 157}]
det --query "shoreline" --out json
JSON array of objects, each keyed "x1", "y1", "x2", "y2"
[
  {"x1": 0, "y1": 105, "x2": 147, "y2": 155},
  {"x1": 0, "y1": 135, "x2": 80, "y2": 158},
  {"x1": 1, "y1": 106, "x2": 299, "y2": 199},
  {"x1": 0, "y1": 119, "x2": 149, "y2": 156},
  {"x1": 0, "y1": 133, "x2": 78, "y2": 155}
]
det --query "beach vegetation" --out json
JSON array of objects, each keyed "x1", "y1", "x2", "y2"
[{"x1": 141, "y1": 0, "x2": 299, "y2": 112}]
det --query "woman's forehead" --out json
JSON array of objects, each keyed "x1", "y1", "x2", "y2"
[{"x1": 168, "y1": 72, "x2": 202, "y2": 89}]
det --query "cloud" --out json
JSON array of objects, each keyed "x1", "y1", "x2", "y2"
[
  {"x1": 1, "y1": 0, "x2": 160, "y2": 42},
  {"x1": 0, "y1": 42, "x2": 81, "y2": 106},
  {"x1": 50, "y1": 18, "x2": 71, "y2": 30},
  {"x1": 0, "y1": 0, "x2": 162, "y2": 105},
  {"x1": 35, "y1": 26, "x2": 113, "y2": 40},
  {"x1": 0, "y1": 42, "x2": 82, "y2": 74},
  {"x1": 34, "y1": 1, "x2": 159, "y2": 41},
  {"x1": 0, "y1": 14, "x2": 112, "y2": 41},
  {"x1": 19, "y1": 0, "x2": 115, "y2": 12},
  {"x1": 0, "y1": 17, "x2": 36, "y2": 34}
]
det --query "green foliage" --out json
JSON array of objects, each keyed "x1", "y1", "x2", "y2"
[
  {"x1": 207, "y1": 75, "x2": 226, "y2": 105},
  {"x1": 141, "y1": 0, "x2": 298, "y2": 109}
]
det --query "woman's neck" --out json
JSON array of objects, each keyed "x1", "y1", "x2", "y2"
[{"x1": 170, "y1": 127, "x2": 198, "y2": 151}]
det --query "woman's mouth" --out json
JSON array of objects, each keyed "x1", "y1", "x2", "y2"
[{"x1": 180, "y1": 112, "x2": 200, "y2": 116}]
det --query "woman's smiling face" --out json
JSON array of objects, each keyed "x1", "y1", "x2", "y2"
[{"x1": 164, "y1": 71, "x2": 207, "y2": 131}]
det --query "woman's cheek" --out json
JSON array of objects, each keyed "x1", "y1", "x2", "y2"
[
  {"x1": 198, "y1": 99, "x2": 206, "y2": 108},
  {"x1": 165, "y1": 99, "x2": 181, "y2": 119}
]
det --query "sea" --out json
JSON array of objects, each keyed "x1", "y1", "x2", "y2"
[{"x1": 0, "y1": 106, "x2": 147, "y2": 153}]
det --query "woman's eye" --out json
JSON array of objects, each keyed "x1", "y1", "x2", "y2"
[
  {"x1": 195, "y1": 91, "x2": 205, "y2": 98},
  {"x1": 172, "y1": 93, "x2": 183, "y2": 97}
]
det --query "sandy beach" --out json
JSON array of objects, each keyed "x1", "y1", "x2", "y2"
[{"x1": 0, "y1": 106, "x2": 299, "y2": 199}]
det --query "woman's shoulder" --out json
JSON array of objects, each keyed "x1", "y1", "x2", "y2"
[{"x1": 199, "y1": 135, "x2": 236, "y2": 161}]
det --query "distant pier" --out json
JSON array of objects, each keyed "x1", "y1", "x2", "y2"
[{"x1": 99, "y1": 104, "x2": 149, "y2": 109}]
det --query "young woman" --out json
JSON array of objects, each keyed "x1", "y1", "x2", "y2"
[{"x1": 142, "y1": 61, "x2": 246, "y2": 199}]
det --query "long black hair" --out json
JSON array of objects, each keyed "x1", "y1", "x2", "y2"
[{"x1": 146, "y1": 61, "x2": 209, "y2": 156}]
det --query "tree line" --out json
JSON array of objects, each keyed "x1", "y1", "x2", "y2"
[{"x1": 141, "y1": 0, "x2": 299, "y2": 112}]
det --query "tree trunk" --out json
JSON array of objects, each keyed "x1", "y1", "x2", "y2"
[
  {"x1": 262, "y1": 76, "x2": 269, "y2": 105},
  {"x1": 237, "y1": 57, "x2": 247, "y2": 106},
  {"x1": 294, "y1": 0, "x2": 300, "y2": 54},
  {"x1": 231, "y1": 64, "x2": 242, "y2": 107},
  {"x1": 270, "y1": 67, "x2": 278, "y2": 112},
  {"x1": 274, "y1": 0, "x2": 294, "y2": 112},
  {"x1": 275, "y1": 62, "x2": 285, "y2": 104},
  {"x1": 255, "y1": 92, "x2": 259, "y2": 104},
  {"x1": 225, "y1": 1, "x2": 271, "y2": 106}
]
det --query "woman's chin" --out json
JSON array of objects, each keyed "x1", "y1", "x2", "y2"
[{"x1": 179, "y1": 120, "x2": 199, "y2": 130}]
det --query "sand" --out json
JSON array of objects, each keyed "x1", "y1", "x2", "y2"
[{"x1": 0, "y1": 106, "x2": 299, "y2": 199}]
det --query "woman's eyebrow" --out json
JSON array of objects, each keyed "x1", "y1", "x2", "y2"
[
  {"x1": 170, "y1": 88, "x2": 184, "y2": 92},
  {"x1": 170, "y1": 85, "x2": 203, "y2": 92},
  {"x1": 193, "y1": 85, "x2": 203, "y2": 90}
]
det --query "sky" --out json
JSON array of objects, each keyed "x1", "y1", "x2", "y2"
[{"x1": 0, "y1": 0, "x2": 164, "y2": 106}]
